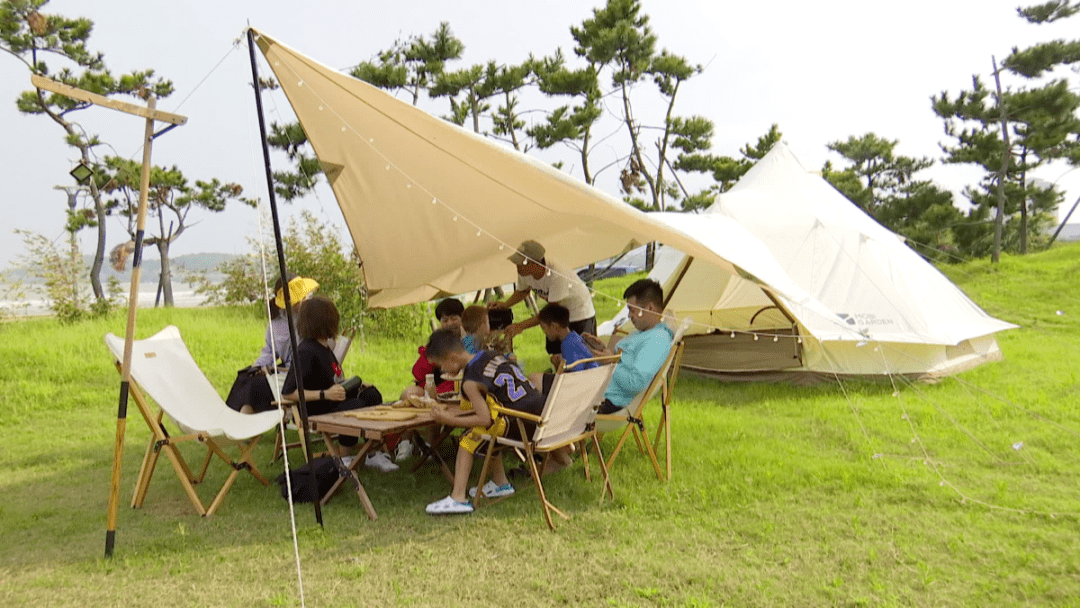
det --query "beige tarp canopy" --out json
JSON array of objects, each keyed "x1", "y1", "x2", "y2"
[{"x1": 252, "y1": 28, "x2": 849, "y2": 337}]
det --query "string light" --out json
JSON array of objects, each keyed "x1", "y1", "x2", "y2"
[
  {"x1": 476, "y1": 229, "x2": 482, "y2": 237},
  {"x1": 753, "y1": 334, "x2": 759, "y2": 341},
  {"x1": 773, "y1": 336, "x2": 779, "y2": 342},
  {"x1": 452, "y1": 216, "x2": 458, "y2": 221},
  {"x1": 730, "y1": 331, "x2": 735, "y2": 338}
]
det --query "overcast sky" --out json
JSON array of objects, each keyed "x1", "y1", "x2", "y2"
[{"x1": 2, "y1": 0, "x2": 1078, "y2": 269}]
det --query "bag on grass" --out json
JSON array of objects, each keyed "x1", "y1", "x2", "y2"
[{"x1": 275, "y1": 457, "x2": 340, "y2": 503}]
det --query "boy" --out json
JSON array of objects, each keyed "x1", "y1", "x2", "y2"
[
  {"x1": 424, "y1": 328, "x2": 545, "y2": 514},
  {"x1": 528, "y1": 303, "x2": 598, "y2": 397},
  {"x1": 583, "y1": 279, "x2": 673, "y2": 414},
  {"x1": 397, "y1": 298, "x2": 463, "y2": 461},
  {"x1": 460, "y1": 305, "x2": 489, "y2": 355}
]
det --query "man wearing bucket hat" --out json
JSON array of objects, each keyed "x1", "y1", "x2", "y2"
[
  {"x1": 488, "y1": 240, "x2": 596, "y2": 357},
  {"x1": 225, "y1": 273, "x2": 319, "y2": 413}
]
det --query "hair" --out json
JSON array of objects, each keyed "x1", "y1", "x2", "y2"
[
  {"x1": 537, "y1": 303, "x2": 570, "y2": 327},
  {"x1": 268, "y1": 272, "x2": 298, "y2": 318},
  {"x1": 296, "y1": 295, "x2": 340, "y2": 341},
  {"x1": 460, "y1": 305, "x2": 488, "y2": 334},
  {"x1": 426, "y1": 328, "x2": 465, "y2": 360},
  {"x1": 623, "y1": 279, "x2": 664, "y2": 309},
  {"x1": 434, "y1": 298, "x2": 464, "y2": 321}
]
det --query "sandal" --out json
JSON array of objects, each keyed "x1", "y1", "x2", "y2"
[{"x1": 425, "y1": 495, "x2": 473, "y2": 515}]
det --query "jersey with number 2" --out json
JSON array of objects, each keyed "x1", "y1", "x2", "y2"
[{"x1": 463, "y1": 351, "x2": 545, "y2": 417}]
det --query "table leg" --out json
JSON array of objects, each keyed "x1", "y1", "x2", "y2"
[
  {"x1": 412, "y1": 426, "x2": 455, "y2": 483},
  {"x1": 319, "y1": 435, "x2": 378, "y2": 520}
]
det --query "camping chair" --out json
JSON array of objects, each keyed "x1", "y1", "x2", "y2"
[
  {"x1": 594, "y1": 317, "x2": 691, "y2": 481},
  {"x1": 474, "y1": 355, "x2": 620, "y2": 530},
  {"x1": 104, "y1": 326, "x2": 282, "y2": 516},
  {"x1": 271, "y1": 330, "x2": 353, "y2": 463}
]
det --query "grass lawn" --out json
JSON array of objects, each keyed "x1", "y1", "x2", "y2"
[{"x1": 1, "y1": 243, "x2": 1078, "y2": 607}]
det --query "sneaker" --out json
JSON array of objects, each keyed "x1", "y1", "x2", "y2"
[
  {"x1": 395, "y1": 439, "x2": 413, "y2": 461},
  {"x1": 364, "y1": 451, "x2": 399, "y2": 473},
  {"x1": 425, "y1": 495, "x2": 473, "y2": 515},
  {"x1": 468, "y1": 480, "x2": 515, "y2": 499}
]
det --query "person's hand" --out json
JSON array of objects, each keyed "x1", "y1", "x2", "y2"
[
  {"x1": 581, "y1": 333, "x2": 611, "y2": 357},
  {"x1": 324, "y1": 384, "x2": 346, "y2": 401},
  {"x1": 549, "y1": 354, "x2": 564, "y2": 369},
  {"x1": 487, "y1": 300, "x2": 507, "y2": 310},
  {"x1": 504, "y1": 323, "x2": 523, "y2": 339},
  {"x1": 430, "y1": 404, "x2": 450, "y2": 424}
]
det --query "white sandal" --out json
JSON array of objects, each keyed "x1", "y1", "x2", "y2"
[{"x1": 425, "y1": 495, "x2": 473, "y2": 515}]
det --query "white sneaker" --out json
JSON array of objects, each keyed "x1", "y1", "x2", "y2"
[
  {"x1": 395, "y1": 439, "x2": 413, "y2": 461},
  {"x1": 364, "y1": 451, "x2": 399, "y2": 473}
]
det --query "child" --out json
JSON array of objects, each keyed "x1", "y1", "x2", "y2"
[
  {"x1": 528, "y1": 303, "x2": 599, "y2": 397},
  {"x1": 460, "y1": 305, "x2": 489, "y2": 355},
  {"x1": 403, "y1": 298, "x2": 463, "y2": 401},
  {"x1": 397, "y1": 298, "x2": 463, "y2": 461},
  {"x1": 424, "y1": 328, "x2": 545, "y2": 514}
]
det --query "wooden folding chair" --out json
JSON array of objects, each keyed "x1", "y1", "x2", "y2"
[
  {"x1": 105, "y1": 326, "x2": 282, "y2": 516},
  {"x1": 594, "y1": 317, "x2": 691, "y2": 481},
  {"x1": 474, "y1": 356, "x2": 619, "y2": 530}
]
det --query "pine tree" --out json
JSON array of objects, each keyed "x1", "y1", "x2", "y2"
[{"x1": 1, "y1": 0, "x2": 172, "y2": 300}]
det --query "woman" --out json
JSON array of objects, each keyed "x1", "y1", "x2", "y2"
[
  {"x1": 280, "y1": 296, "x2": 390, "y2": 470},
  {"x1": 225, "y1": 274, "x2": 319, "y2": 413}
]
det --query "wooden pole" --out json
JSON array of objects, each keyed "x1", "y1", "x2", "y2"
[
  {"x1": 991, "y1": 56, "x2": 1011, "y2": 265},
  {"x1": 105, "y1": 96, "x2": 157, "y2": 558}
]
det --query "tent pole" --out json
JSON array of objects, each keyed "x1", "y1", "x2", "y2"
[
  {"x1": 663, "y1": 256, "x2": 693, "y2": 309},
  {"x1": 105, "y1": 96, "x2": 157, "y2": 558},
  {"x1": 247, "y1": 28, "x2": 324, "y2": 528}
]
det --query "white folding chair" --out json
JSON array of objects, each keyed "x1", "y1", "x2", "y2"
[
  {"x1": 105, "y1": 326, "x2": 282, "y2": 516},
  {"x1": 475, "y1": 356, "x2": 619, "y2": 530},
  {"x1": 595, "y1": 317, "x2": 691, "y2": 481}
]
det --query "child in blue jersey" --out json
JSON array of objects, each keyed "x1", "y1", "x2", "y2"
[
  {"x1": 424, "y1": 329, "x2": 545, "y2": 514},
  {"x1": 528, "y1": 303, "x2": 599, "y2": 396},
  {"x1": 582, "y1": 279, "x2": 673, "y2": 414}
]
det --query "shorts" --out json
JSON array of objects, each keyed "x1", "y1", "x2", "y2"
[{"x1": 459, "y1": 416, "x2": 508, "y2": 454}]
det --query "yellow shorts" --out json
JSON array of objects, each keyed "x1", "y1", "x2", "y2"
[
  {"x1": 457, "y1": 394, "x2": 506, "y2": 454},
  {"x1": 459, "y1": 416, "x2": 507, "y2": 454}
]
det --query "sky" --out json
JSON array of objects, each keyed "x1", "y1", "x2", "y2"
[{"x1": 1, "y1": 0, "x2": 1078, "y2": 269}]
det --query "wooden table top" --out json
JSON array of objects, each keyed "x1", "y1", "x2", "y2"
[{"x1": 307, "y1": 408, "x2": 436, "y2": 440}]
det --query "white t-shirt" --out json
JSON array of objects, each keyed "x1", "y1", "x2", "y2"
[{"x1": 516, "y1": 261, "x2": 596, "y2": 322}]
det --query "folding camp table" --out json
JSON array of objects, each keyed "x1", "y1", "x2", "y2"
[{"x1": 307, "y1": 410, "x2": 452, "y2": 520}]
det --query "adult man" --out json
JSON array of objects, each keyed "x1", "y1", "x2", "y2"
[{"x1": 488, "y1": 239, "x2": 597, "y2": 357}]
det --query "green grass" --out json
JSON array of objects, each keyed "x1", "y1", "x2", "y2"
[{"x1": 2, "y1": 244, "x2": 1079, "y2": 606}]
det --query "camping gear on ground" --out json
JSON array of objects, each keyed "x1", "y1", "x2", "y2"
[{"x1": 276, "y1": 457, "x2": 341, "y2": 503}]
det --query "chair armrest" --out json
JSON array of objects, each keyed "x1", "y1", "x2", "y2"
[
  {"x1": 563, "y1": 353, "x2": 621, "y2": 371},
  {"x1": 490, "y1": 404, "x2": 543, "y2": 423}
]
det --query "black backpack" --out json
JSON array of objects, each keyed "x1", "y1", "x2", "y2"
[{"x1": 275, "y1": 457, "x2": 341, "y2": 503}]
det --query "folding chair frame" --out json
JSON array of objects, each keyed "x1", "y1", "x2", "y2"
[
  {"x1": 596, "y1": 339, "x2": 686, "y2": 481},
  {"x1": 472, "y1": 355, "x2": 619, "y2": 530},
  {"x1": 120, "y1": 363, "x2": 271, "y2": 517}
]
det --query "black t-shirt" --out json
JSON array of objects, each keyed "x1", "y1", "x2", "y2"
[
  {"x1": 282, "y1": 339, "x2": 342, "y2": 397},
  {"x1": 463, "y1": 351, "x2": 545, "y2": 417}
]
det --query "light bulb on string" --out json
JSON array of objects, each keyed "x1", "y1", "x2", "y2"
[
  {"x1": 431, "y1": 198, "x2": 437, "y2": 205},
  {"x1": 498, "y1": 244, "x2": 504, "y2": 250},
  {"x1": 385, "y1": 165, "x2": 391, "y2": 171},
  {"x1": 318, "y1": 105, "x2": 324, "y2": 111},
  {"x1": 730, "y1": 331, "x2": 735, "y2": 338},
  {"x1": 753, "y1": 334, "x2": 759, "y2": 341},
  {"x1": 406, "y1": 183, "x2": 412, "y2": 189},
  {"x1": 452, "y1": 216, "x2": 458, "y2": 221},
  {"x1": 476, "y1": 229, "x2": 482, "y2": 237},
  {"x1": 773, "y1": 336, "x2": 778, "y2": 342},
  {"x1": 341, "y1": 126, "x2": 346, "y2": 132}
]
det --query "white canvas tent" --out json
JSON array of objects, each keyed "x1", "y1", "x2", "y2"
[
  {"x1": 638, "y1": 144, "x2": 1017, "y2": 380},
  {"x1": 253, "y1": 30, "x2": 1013, "y2": 381}
]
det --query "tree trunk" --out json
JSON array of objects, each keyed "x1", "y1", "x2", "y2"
[
  {"x1": 990, "y1": 56, "x2": 1011, "y2": 264},
  {"x1": 157, "y1": 240, "x2": 174, "y2": 307},
  {"x1": 89, "y1": 188, "x2": 107, "y2": 300},
  {"x1": 1019, "y1": 155, "x2": 1028, "y2": 254}
]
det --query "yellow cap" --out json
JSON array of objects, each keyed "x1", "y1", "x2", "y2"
[{"x1": 275, "y1": 277, "x2": 319, "y2": 308}]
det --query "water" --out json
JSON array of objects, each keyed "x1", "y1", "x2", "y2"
[{"x1": 0, "y1": 284, "x2": 207, "y2": 317}]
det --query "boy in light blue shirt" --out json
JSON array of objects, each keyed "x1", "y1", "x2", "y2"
[{"x1": 582, "y1": 279, "x2": 673, "y2": 413}]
